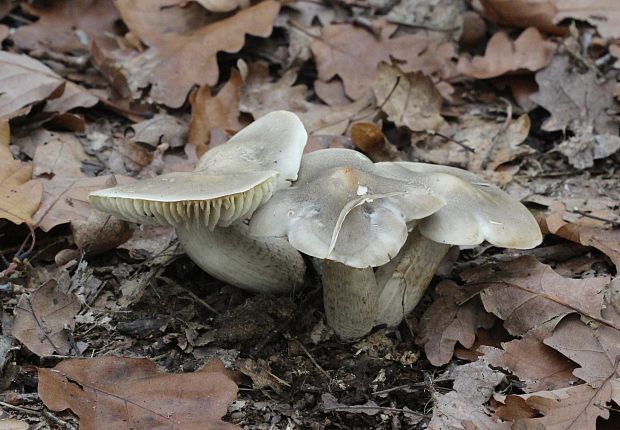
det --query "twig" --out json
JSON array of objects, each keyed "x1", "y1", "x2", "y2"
[
  {"x1": 567, "y1": 210, "x2": 620, "y2": 228},
  {"x1": 0, "y1": 401, "x2": 39, "y2": 415},
  {"x1": 293, "y1": 337, "x2": 332, "y2": 381},
  {"x1": 157, "y1": 276, "x2": 218, "y2": 314},
  {"x1": 433, "y1": 132, "x2": 476, "y2": 153},
  {"x1": 325, "y1": 404, "x2": 429, "y2": 417}
]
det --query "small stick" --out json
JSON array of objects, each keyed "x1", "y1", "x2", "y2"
[{"x1": 293, "y1": 337, "x2": 331, "y2": 381}]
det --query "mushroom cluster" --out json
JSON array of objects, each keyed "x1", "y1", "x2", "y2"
[
  {"x1": 251, "y1": 148, "x2": 542, "y2": 339},
  {"x1": 90, "y1": 111, "x2": 309, "y2": 294},
  {"x1": 90, "y1": 111, "x2": 542, "y2": 340}
]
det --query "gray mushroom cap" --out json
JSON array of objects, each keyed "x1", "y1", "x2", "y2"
[
  {"x1": 251, "y1": 148, "x2": 541, "y2": 268},
  {"x1": 250, "y1": 151, "x2": 445, "y2": 268},
  {"x1": 196, "y1": 110, "x2": 307, "y2": 189},
  {"x1": 374, "y1": 162, "x2": 542, "y2": 249}
]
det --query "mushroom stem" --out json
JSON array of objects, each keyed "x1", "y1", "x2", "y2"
[
  {"x1": 176, "y1": 222, "x2": 306, "y2": 295},
  {"x1": 321, "y1": 260, "x2": 379, "y2": 340},
  {"x1": 374, "y1": 230, "x2": 451, "y2": 327}
]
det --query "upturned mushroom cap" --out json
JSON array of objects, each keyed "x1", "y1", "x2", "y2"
[
  {"x1": 90, "y1": 111, "x2": 308, "y2": 229},
  {"x1": 374, "y1": 162, "x2": 542, "y2": 249},
  {"x1": 251, "y1": 148, "x2": 541, "y2": 269},
  {"x1": 90, "y1": 170, "x2": 277, "y2": 228},
  {"x1": 196, "y1": 110, "x2": 307, "y2": 189},
  {"x1": 250, "y1": 150, "x2": 445, "y2": 268}
]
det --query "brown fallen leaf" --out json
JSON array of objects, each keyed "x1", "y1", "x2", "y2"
[
  {"x1": 416, "y1": 281, "x2": 495, "y2": 366},
  {"x1": 457, "y1": 27, "x2": 556, "y2": 79},
  {"x1": 0, "y1": 419, "x2": 28, "y2": 430},
  {"x1": 13, "y1": 0, "x2": 120, "y2": 53},
  {"x1": 311, "y1": 24, "x2": 391, "y2": 100},
  {"x1": 462, "y1": 256, "x2": 610, "y2": 336},
  {"x1": 0, "y1": 51, "x2": 98, "y2": 119},
  {"x1": 127, "y1": 114, "x2": 188, "y2": 149},
  {"x1": 538, "y1": 201, "x2": 620, "y2": 270},
  {"x1": 473, "y1": 0, "x2": 566, "y2": 35},
  {"x1": 71, "y1": 207, "x2": 133, "y2": 256},
  {"x1": 38, "y1": 357, "x2": 239, "y2": 430},
  {"x1": 481, "y1": 335, "x2": 577, "y2": 392},
  {"x1": 12, "y1": 280, "x2": 80, "y2": 357},
  {"x1": 412, "y1": 113, "x2": 533, "y2": 174},
  {"x1": 555, "y1": 1, "x2": 620, "y2": 39},
  {"x1": 120, "y1": 1, "x2": 280, "y2": 107},
  {"x1": 429, "y1": 360, "x2": 510, "y2": 430},
  {"x1": 189, "y1": 70, "x2": 243, "y2": 157},
  {"x1": 31, "y1": 137, "x2": 129, "y2": 231},
  {"x1": 113, "y1": 0, "x2": 210, "y2": 47},
  {"x1": 502, "y1": 381, "x2": 614, "y2": 430},
  {"x1": 531, "y1": 55, "x2": 618, "y2": 139},
  {"x1": 0, "y1": 139, "x2": 43, "y2": 226},
  {"x1": 372, "y1": 63, "x2": 445, "y2": 132},
  {"x1": 240, "y1": 63, "x2": 374, "y2": 136},
  {"x1": 544, "y1": 316, "x2": 620, "y2": 387},
  {"x1": 388, "y1": 33, "x2": 456, "y2": 80}
]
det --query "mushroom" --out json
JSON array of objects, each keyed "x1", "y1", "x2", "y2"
[
  {"x1": 90, "y1": 111, "x2": 308, "y2": 294},
  {"x1": 250, "y1": 148, "x2": 542, "y2": 339}
]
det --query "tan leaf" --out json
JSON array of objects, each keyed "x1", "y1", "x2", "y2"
[
  {"x1": 457, "y1": 27, "x2": 556, "y2": 79},
  {"x1": 416, "y1": 281, "x2": 495, "y2": 366},
  {"x1": 311, "y1": 24, "x2": 390, "y2": 100},
  {"x1": 38, "y1": 357, "x2": 239, "y2": 430},
  {"x1": 0, "y1": 143, "x2": 42, "y2": 226},
  {"x1": 113, "y1": 0, "x2": 210, "y2": 47},
  {"x1": 13, "y1": 0, "x2": 120, "y2": 53},
  {"x1": 189, "y1": 70, "x2": 243, "y2": 157},
  {"x1": 555, "y1": 0, "x2": 620, "y2": 39},
  {"x1": 506, "y1": 383, "x2": 612, "y2": 430},
  {"x1": 240, "y1": 63, "x2": 374, "y2": 136},
  {"x1": 412, "y1": 113, "x2": 533, "y2": 173},
  {"x1": 372, "y1": 63, "x2": 445, "y2": 132},
  {"x1": 195, "y1": 0, "x2": 247, "y2": 13},
  {"x1": 531, "y1": 55, "x2": 618, "y2": 135},
  {"x1": 388, "y1": 33, "x2": 456, "y2": 79},
  {"x1": 120, "y1": 1, "x2": 280, "y2": 107},
  {"x1": 544, "y1": 317, "x2": 620, "y2": 387},
  {"x1": 0, "y1": 51, "x2": 97, "y2": 119},
  {"x1": 538, "y1": 201, "x2": 620, "y2": 270},
  {"x1": 481, "y1": 335, "x2": 577, "y2": 392},
  {"x1": 474, "y1": 0, "x2": 565, "y2": 35},
  {"x1": 31, "y1": 137, "x2": 129, "y2": 231},
  {"x1": 0, "y1": 419, "x2": 28, "y2": 430},
  {"x1": 12, "y1": 280, "x2": 80, "y2": 357},
  {"x1": 429, "y1": 360, "x2": 510, "y2": 430},
  {"x1": 128, "y1": 114, "x2": 188, "y2": 148},
  {"x1": 462, "y1": 256, "x2": 610, "y2": 336}
]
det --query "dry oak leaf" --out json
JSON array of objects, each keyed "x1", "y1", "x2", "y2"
[
  {"x1": 555, "y1": 0, "x2": 620, "y2": 39},
  {"x1": 0, "y1": 141, "x2": 43, "y2": 225},
  {"x1": 531, "y1": 55, "x2": 618, "y2": 135},
  {"x1": 240, "y1": 63, "x2": 374, "y2": 136},
  {"x1": 499, "y1": 383, "x2": 614, "y2": 430},
  {"x1": 13, "y1": 0, "x2": 120, "y2": 53},
  {"x1": 480, "y1": 335, "x2": 577, "y2": 393},
  {"x1": 538, "y1": 201, "x2": 620, "y2": 270},
  {"x1": 473, "y1": 0, "x2": 566, "y2": 35},
  {"x1": 0, "y1": 51, "x2": 98, "y2": 119},
  {"x1": 120, "y1": 1, "x2": 280, "y2": 107},
  {"x1": 428, "y1": 360, "x2": 510, "y2": 430},
  {"x1": 457, "y1": 27, "x2": 556, "y2": 79},
  {"x1": 311, "y1": 24, "x2": 391, "y2": 100},
  {"x1": 372, "y1": 63, "x2": 445, "y2": 132},
  {"x1": 38, "y1": 357, "x2": 239, "y2": 430},
  {"x1": 12, "y1": 280, "x2": 80, "y2": 357},
  {"x1": 412, "y1": 113, "x2": 533, "y2": 173},
  {"x1": 31, "y1": 137, "x2": 127, "y2": 231},
  {"x1": 113, "y1": 0, "x2": 211, "y2": 47},
  {"x1": 462, "y1": 256, "x2": 610, "y2": 336},
  {"x1": 417, "y1": 281, "x2": 495, "y2": 366},
  {"x1": 189, "y1": 70, "x2": 243, "y2": 157},
  {"x1": 387, "y1": 33, "x2": 456, "y2": 80},
  {"x1": 127, "y1": 114, "x2": 188, "y2": 148}
]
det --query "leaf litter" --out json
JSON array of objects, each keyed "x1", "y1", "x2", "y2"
[{"x1": 1, "y1": 0, "x2": 620, "y2": 428}]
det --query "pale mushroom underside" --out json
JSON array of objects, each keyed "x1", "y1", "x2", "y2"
[{"x1": 90, "y1": 170, "x2": 278, "y2": 229}]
